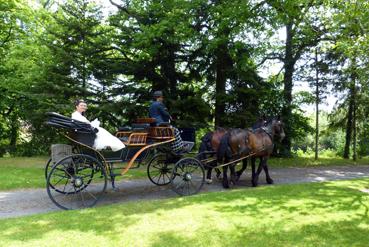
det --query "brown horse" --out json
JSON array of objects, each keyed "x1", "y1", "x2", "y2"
[
  {"x1": 247, "y1": 118, "x2": 285, "y2": 186},
  {"x1": 217, "y1": 118, "x2": 285, "y2": 188},
  {"x1": 197, "y1": 128, "x2": 227, "y2": 183},
  {"x1": 198, "y1": 118, "x2": 268, "y2": 185}
]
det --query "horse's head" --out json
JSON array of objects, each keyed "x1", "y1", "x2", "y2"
[{"x1": 271, "y1": 118, "x2": 285, "y2": 141}]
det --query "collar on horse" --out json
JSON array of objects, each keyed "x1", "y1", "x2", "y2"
[{"x1": 261, "y1": 126, "x2": 273, "y2": 141}]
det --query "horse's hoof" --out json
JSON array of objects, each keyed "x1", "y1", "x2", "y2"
[
  {"x1": 267, "y1": 178, "x2": 274, "y2": 184},
  {"x1": 222, "y1": 182, "x2": 230, "y2": 189},
  {"x1": 231, "y1": 176, "x2": 237, "y2": 185},
  {"x1": 205, "y1": 179, "x2": 213, "y2": 184}
]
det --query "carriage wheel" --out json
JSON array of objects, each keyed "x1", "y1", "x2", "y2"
[
  {"x1": 147, "y1": 154, "x2": 174, "y2": 186},
  {"x1": 46, "y1": 154, "x2": 107, "y2": 210},
  {"x1": 44, "y1": 158, "x2": 52, "y2": 180},
  {"x1": 46, "y1": 156, "x2": 95, "y2": 194},
  {"x1": 171, "y1": 157, "x2": 205, "y2": 196}
]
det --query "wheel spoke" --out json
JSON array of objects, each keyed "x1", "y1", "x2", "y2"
[
  {"x1": 164, "y1": 172, "x2": 171, "y2": 182},
  {"x1": 62, "y1": 178, "x2": 69, "y2": 193},
  {"x1": 51, "y1": 176, "x2": 65, "y2": 187},
  {"x1": 83, "y1": 187, "x2": 97, "y2": 200}
]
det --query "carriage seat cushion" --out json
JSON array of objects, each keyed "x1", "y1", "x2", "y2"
[
  {"x1": 132, "y1": 123, "x2": 150, "y2": 130},
  {"x1": 118, "y1": 136, "x2": 129, "y2": 142},
  {"x1": 118, "y1": 126, "x2": 132, "y2": 131},
  {"x1": 158, "y1": 122, "x2": 171, "y2": 127}
]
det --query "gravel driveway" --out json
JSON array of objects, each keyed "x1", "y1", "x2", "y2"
[{"x1": 1, "y1": 165, "x2": 369, "y2": 219}]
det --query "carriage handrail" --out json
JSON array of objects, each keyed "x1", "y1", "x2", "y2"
[{"x1": 120, "y1": 137, "x2": 175, "y2": 176}]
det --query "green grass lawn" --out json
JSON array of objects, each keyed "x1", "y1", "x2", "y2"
[
  {"x1": 0, "y1": 155, "x2": 368, "y2": 191},
  {"x1": 1, "y1": 178, "x2": 369, "y2": 246},
  {"x1": 0, "y1": 156, "x2": 148, "y2": 191}
]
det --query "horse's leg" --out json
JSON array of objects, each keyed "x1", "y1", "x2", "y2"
[
  {"x1": 251, "y1": 157, "x2": 257, "y2": 187},
  {"x1": 236, "y1": 159, "x2": 247, "y2": 181},
  {"x1": 206, "y1": 167, "x2": 213, "y2": 184},
  {"x1": 222, "y1": 163, "x2": 230, "y2": 189},
  {"x1": 229, "y1": 163, "x2": 237, "y2": 185},
  {"x1": 252, "y1": 157, "x2": 263, "y2": 187},
  {"x1": 262, "y1": 158, "x2": 274, "y2": 184},
  {"x1": 215, "y1": 168, "x2": 222, "y2": 180}
]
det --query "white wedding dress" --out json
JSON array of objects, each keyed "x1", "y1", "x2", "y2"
[{"x1": 71, "y1": 111, "x2": 125, "y2": 151}]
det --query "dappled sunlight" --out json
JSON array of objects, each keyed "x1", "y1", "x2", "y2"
[
  {"x1": 0, "y1": 192, "x2": 12, "y2": 202},
  {"x1": 0, "y1": 179, "x2": 369, "y2": 246}
]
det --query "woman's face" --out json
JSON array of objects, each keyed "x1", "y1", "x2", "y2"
[{"x1": 76, "y1": 102, "x2": 87, "y2": 113}]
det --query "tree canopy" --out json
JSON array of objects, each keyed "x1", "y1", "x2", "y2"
[{"x1": 0, "y1": 0, "x2": 368, "y2": 159}]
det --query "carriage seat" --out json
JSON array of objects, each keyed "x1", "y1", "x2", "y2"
[
  {"x1": 131, "y1": 123, "x2": 150, "y2": 131},
  {"x1": 118, "y1": 126, "x2": 131, "y2": 131},
  {"x1": 158, "y1": 122, "x2": 170, "y2": 127}
]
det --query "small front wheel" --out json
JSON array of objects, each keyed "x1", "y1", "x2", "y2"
[
  {"x1": 171, "y1": 158, "x2": 205, "y2": 196},
  {"x1": 147, "y1": 154, "x2": 174, "y2": 186}
]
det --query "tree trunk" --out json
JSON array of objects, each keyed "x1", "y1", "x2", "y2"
[
  {"x1": 315, "y1": 48, "x2": 319, "y2": 160},
  {"x1": 351, "y1": 68, "x2": 357, "y2": 161},
  {"x1": 343, "y1": 85, "x2": 354, "y2": 159},
  {"x1": 281, "y1": 22, "x2": 295, "y2": 157},
  {"x1": 9, "y1": 114, "x2": 19, "y2": 153},
  {"x1": 214, "y1": 42, "x2": 231, "y2": 128},
  {"x1": 161, "y1": 45, "x2": 177, "y2": 98}
]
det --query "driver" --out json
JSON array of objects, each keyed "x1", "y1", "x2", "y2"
[{"x1": 149, "y1": 91, "x2": 186, "y2": 153}]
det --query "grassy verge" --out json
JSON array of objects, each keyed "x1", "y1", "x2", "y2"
[
  {"x1": 1, "y1": 155, "x2": 368, "y2": 191},
  {"x1": 1, "y1": 178, "x2": 369, "y2": 246},
  {"x1": 269, "y1": 156, "x2": 369, "y2": 168},
  {"x1": 0, "y1": 156, "x2": 148, "y2": 191}
]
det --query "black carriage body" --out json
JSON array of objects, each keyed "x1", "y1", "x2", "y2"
[
  {"x1": 178, "y1": 127, "x2": 196, "y2": 143},
  {"x1": 45, "y1": 113, "x2": 205, "y2": 210},
  {"x1": 46, "y1": 112, "x2": 97, "y2": 147}
]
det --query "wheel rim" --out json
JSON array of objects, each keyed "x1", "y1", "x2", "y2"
[
  {"x1": 47, "y1": 154, "x2": 106, "y2": 210},
  {"x1": 147, "y1": 154, "x2": 174, "y2": 186},
  {"x1": 44, "y1": 158, "x2": 52, "y2": 180},
  {"x1": 171, "y1": 158, "x2": 205, "y2": 196}
]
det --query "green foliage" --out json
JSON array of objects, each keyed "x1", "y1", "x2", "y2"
[{"x1": 1, "y1": 0, "x2": 368, "y2": 157}]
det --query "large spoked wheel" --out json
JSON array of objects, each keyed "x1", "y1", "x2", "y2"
[
  {"x1": 147, "y1": 154, "x2": 175, "y2": 186},
  {"x1": 44, "y1": 158, "x2": 52, "y2": 180},
  {"x1": 171, "y1": 157, "x2": 205, "y2": 196},
  {"x1": 46, "y1": 154, "x2": 107, "y2": 210}
]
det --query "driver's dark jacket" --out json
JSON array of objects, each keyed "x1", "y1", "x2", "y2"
[{"x1": 149, "y1": 101, "x2": 170, "y2": 125}]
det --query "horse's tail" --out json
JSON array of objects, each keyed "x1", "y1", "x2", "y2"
[
  {"x1": 217, "y1": 132, "x2": 232, "y2": 163},
  {"x1": 197, "y1": 132, "x2": 213, "y2": 160}
]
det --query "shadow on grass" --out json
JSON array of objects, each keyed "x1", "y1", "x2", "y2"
[{"x1": 0, "y1": 179, "x2": 369, "y2": 245}]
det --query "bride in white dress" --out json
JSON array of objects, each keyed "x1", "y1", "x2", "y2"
[{"x1": 71, "y1": 99, "x2": 125, "y2": 151}]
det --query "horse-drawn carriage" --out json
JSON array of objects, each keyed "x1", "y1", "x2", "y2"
[
  {"x1": 45, "y1": 112, "x2": 285, "y2": 210},
  {"x1": 45, "y1": 112, "x2": 205, "y2": 210}
]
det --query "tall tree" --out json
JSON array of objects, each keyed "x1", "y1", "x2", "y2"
[{"x1": 264, "y1": 0, "x2": 327, "y2": 156}]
